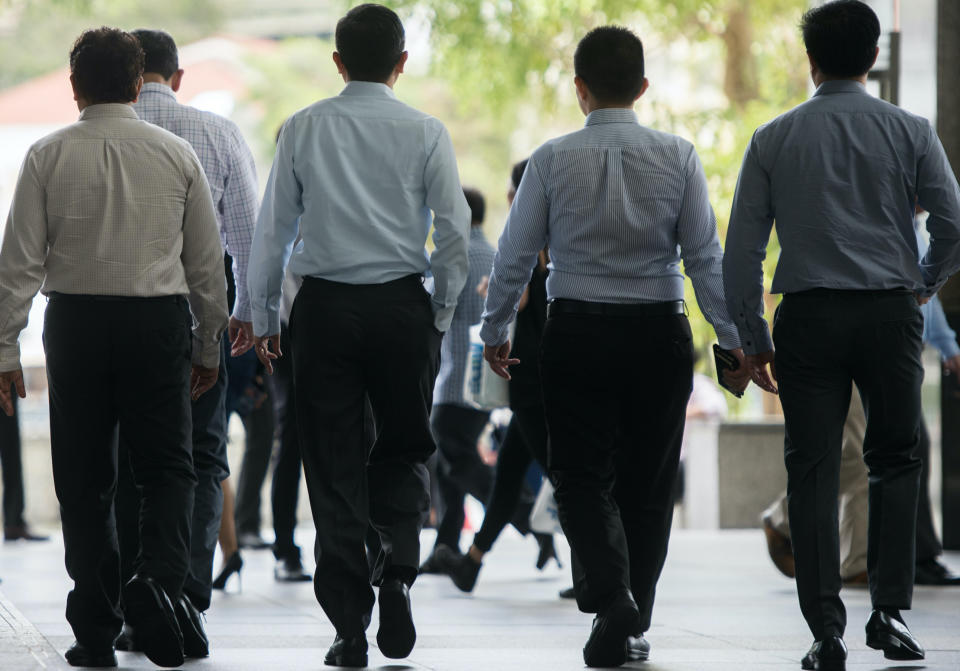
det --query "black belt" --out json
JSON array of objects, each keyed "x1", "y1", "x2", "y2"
[{"x1": 547, "y1": 298, "x2": 685, "y2": 318}]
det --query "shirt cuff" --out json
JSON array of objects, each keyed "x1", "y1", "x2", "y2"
[
  {"x1": 192, "y1": 333, "x2": 223, "y2": 369},
  {"x1": 431, "y1": 300, "x2": 456, "y2": 333},
  {"x1": 0, "y1": 350, "x2": 21, "y2": 374},
  {"x1": 232, "y1": 297, "x2": 253, "y2": 323},
  {"x1": 479, "y1": 319, "x2": 508, "y2": 347},
  {"x1": 736, "y1": 319, "x2": 774, "y2": 356},
  {"x1": 253, "y1": 308, "x2": 281, "y2": 338},
  {"x1": 714, "y1": 323, "x2": 742, "y2": 351}
]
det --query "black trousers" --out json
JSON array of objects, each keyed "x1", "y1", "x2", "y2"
[
  {"x1": 289, "y1": 275, "x2": 441, "y2": 637},
  {"x1": 0, "y1": 392, "x2": 25, "y2": 528},
  {"x1": 541, "y1": 311, "x2": 692, "y2": 631},
  {"x1": 775, "y1": 290, "x2": 923, "y2": 640},
  {"x1": 472, "y1": 404, "x2": 548, "y2": 552},
  {"x1": 272, "y1": 323, "x2": 305, "y2": 561},
  {"x1": 431, "y1": 403, "x2": 491, "y2": 549},
  {"x1": 235, "y1": 376, "x2": 275, "y2": 536},
  {"x1": 45, "y1": 294, "x2": 196, "y2": 648},
  {"x1": 117, "y1": 336, "x2": 230, "y2": 612}
]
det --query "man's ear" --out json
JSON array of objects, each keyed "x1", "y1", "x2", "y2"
[
  {"x1": 333, "y1": 51, "x2": 347, "y2": 77},
  {"x1": 170, "y1": 69, "x2": 184, "y2": 93},
  {"x1": 806, "y1": 51, "x2": 819, "y2": 79},
  {"x1": 635, "y1": 77, "x2": 650, "y2": 101},
  {"x1": 869, "y1": 45, "x2": 879, "y2": 71},
  {"x1": 69, "y1": 73, "x2": 79, "y2": 101},
  {"x1": 395, "y1": 51, "x2": 408, "y2": 75},
  {"x1": 132, "y1": 75, "x2": 143, "y2": 103},
  {"x1": 574, "y1": 75, "x2": 589, "y2": 102}
]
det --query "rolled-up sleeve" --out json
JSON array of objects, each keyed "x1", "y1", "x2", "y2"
[
  {"x1": 723, "y1": 132, "x2": 775, "y2": 355},
  {"x1": 180, "y1": 153, "x2": 229, "y2": 368},
  {"x1": 0, "y1": 150, "x2": 48, "y2": 372}
]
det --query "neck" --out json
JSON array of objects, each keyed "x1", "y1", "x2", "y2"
[
  {"x1": 813, "y1": 72, "x2": 868, "y2": 88},
  {"x1": 142, "y1": 73, "x2": 173, "y2": 87}
]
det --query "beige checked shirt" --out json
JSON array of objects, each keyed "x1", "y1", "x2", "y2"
[{"x1": 0, "y1": 103, "x2": 228, "y2": 370}]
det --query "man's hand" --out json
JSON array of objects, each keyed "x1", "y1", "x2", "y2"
[
  {"x1": 254, "y1": 334, "x2": 282, "y2": 375},
  {"x1": 0, "y1": 369, "x2": 26, "y2": 417},
  {"x1": 229, "y1": 317, "x2": 255, "y2": 357},
  {"x1": 722, "y1": 347, "x2": 751, "y2": 395},
  {"x1": 945, "y1": 354, "x2": 960, "y2": 376},
  {"x1": 915, "y1": 293, "x2": 931, "y2": 306},
  {"x1": 746, "y1": 349, "x2": 778, "y2": 394},
  {"x1": 483, "y1": 341, "x2": 520, "y2": 380},
  {"x1": 190, "y1": 365, "x2": 219, "y2": 401},
  {"x1": 476, "y1": 275, "x2": 490, "y2": 298}
]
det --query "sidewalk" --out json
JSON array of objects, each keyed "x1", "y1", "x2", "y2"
[{"x1": 1, "y1": 528, "x2": 958, "y2": 670}]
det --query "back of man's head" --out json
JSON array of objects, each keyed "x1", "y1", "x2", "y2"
[
  {"x1": 510, "y1": 159, "x2": 529, "y2": 192},
  {"x1": 463, "y1": 188, "x2": 485, "y2": 226},
  {"x1": 574, "y1": 26, "x2": 645, "y2": 106},
  {"x1": 335, "y1": 4, "x2": 405, "y2": 83},
  {"x1": 801, "y1": 0, "x2": 880, "y2": 78},
  {"x1": 131, "y1": 29, "x2": 179, "y2": 78},
  {"x1": 70, "y1": 27, "x2": 144, "y2": 105}
]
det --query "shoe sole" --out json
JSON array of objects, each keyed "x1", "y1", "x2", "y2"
[
  {"x1": 123, "y1": 581, "x2": 184, "y2": 668},
  {"x1": 377, "y1": 587, "x2": 416, "y2": 659},
  {"x1": 176, "y1": 604, "x2": 210, "y2": 658},
  {"x1": 583, "y1": 602, "x2": 639, "y2": 668},
  {"x1": 866, "y1": 631, "x2": 924, "y2": 660},
  {"x1": 324, "y1": 651, "x2": 368, "y2": 667}
]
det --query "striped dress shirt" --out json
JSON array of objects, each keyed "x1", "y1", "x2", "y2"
[
  {"x1": 434, "y1": 226, "x2": 496, "y2": 406},
  {"x1": 133, "y1": 82, "x2": 258, "y2": 322},
  {"x1": 480, "y1": 108, "x2": 740, "y2": 350},
  {"x1": 0, "y1": 103, "x2": 228, "y2": 369}
]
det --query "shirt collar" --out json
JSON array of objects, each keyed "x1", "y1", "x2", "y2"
[
  {"x1": 138, "y1": 82, "x2": 178, "y2": 101},
  {"x1": 339, "y1": 81, "x2": 397, "y2": 100},
  {"x1": 78, "y1": 103, "x2": 139, "y2": 121},
  {"x1": 813, "y1": 80, "x2": 868, "y2": 98},
  {"x1": 584, "y1": 108, "x2": 639, "y2": 127}
]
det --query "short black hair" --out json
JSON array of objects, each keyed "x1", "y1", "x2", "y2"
[
  {"x1": 70, "y1": 27, "x2": 144, "y2": 104},
  {"x1": 335, "y1": 4, "x2": 405, "y2": 83},
  {"x1": 801, "y1": 0, "x2": 880, "y2": 78},
  {"x1": 463, "y1": 187, "x2": 485, "y2": 225},
  {"x1": 131, "y1": 29, "x2": 179, "y2": 79},
  {"x1": 510, "y1": 159, "x2": 529, "y2": 192},
  {"x1": 574, "y1": 26, "x2": 645, "y2": 105}
]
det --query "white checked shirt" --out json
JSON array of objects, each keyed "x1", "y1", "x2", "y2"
[
  {"x1": 133, "y1": 82, "x2": 259, "y2": 321},
  {"x1": 481, "y1": 108, "x2": 740, "y2": 349}
]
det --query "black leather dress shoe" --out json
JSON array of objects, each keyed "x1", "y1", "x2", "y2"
[
  {"x1": 275, "y1": 556, "x2": 312, "y2": 582},
  {"x1": 627, "y1": 634, "x2": 650, "y2": 661},
  {"x1": 436, "y1": 545, "x2": 481, "y2": 593},
  {"x1": 122, "y1": 575, "x2": 184, "y2": 668},
  {"x1": 377, "y1": 578, "x2": 416, "y2": 659},
  {"x1": 324, "y1": 634, "x2": 368, "y2": 667},
  {"x1": 582, "y1": 592, "x2": 640, "y2": 668},
  {"x1": 175, "y1": 594, "x2": 209, "y2": 658},
  {"x1": 65, "y1": 642, "x2": 117, "y2": 667},
  {"x1": 419, "y1": 544, "x2": 456, "y2": 575},
  {"x1": 558, "y1": 586, "x2": 576, "y2": 599},
  {"x1": 915, "y1": 558, "x2": 960, "y2": 585},
  {"x1": 4, "y1": 525, "x2": 50, "y2": 542},
  {"x1": 865, "y1": 610, "x2": 924, "y2": 660},
  {"x1": 800, "y1": 636, "x2": 846, "y2": 670}
]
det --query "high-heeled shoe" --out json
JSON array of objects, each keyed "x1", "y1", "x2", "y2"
[
  {"x1": 534, "y1": 533, "x2": 561, "y2": 571},
  {"x1": 212, "y1": 551, "x2": 243, "y2": 591}
]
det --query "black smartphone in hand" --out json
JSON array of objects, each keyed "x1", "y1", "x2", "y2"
[{"x1": 713, "y1": 344, "x2": 744, "y2": 398}]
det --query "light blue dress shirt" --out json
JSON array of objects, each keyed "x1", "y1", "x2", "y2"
[
  {"x1": 248, "y1": 81, "x2": 470, "y2": 336},
  {"x1": 723, "y1": 80, "x2": 960, "y2": 355},
  {"x1": 480, "y1": 108, "x2": 740, "y2": 350},
  {"x1": 917, "y1": 225, "x2": 960, "y2": 359}
]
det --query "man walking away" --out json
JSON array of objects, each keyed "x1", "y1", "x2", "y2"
[
  {"x1": 723, "y1": 2, "x2": 960, "y2": 669},
  {"x1": 0, "y1": 27, "x2": 227, "y2": 668},
  {"x1": 248, "y1": 4, "x2": 470, "y2": 667}
]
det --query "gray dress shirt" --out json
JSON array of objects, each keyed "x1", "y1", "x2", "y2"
[
  {"x1": 480, "y1": 108, "x2": 740, "y2": 350},
  {"x1": 723, "y1": 80, "x2": 960, "y2": 355},
  {"x1": 133, "y1": 82, "x2": 258, "y2": 322},
  {"x1": 433, "y1": 226, "x2": 496, "y2": 406},
  {"x1": 248, "y1": 81, "x2": 470, "y2": 337},
  {"x1": 0, "y1": 104, "x2": 228, "y2": 370}
]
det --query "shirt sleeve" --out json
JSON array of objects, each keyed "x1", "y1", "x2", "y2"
[
  {"x1": 480, "y1": 151, "x2": 550, "y2": 346},
  {"x1": 423, "y1": 124, "x2": 470, "y2": 332},
  {"x1": 917, "y1": 123, "x2": 960, "y2": 295},
  {"x1": 677, "y1": 146, "x2": 741, "y2": 350},
  {"x1": 180, "y1": 151, "x2": 230, "y2": 368},
  {"x1": 220, "y1": 127, "x2": 259, "y2": 322},
  {"x1": 722, "y1": 131, "x2": 775, "y2": 355},
  {"x1": 0, "y1": 150, "x2": 47, "y2": 373},
  {"x1": 922, "y1": 294, "x2": 960, "y2": 359},
  {"x1": 248, "y1": 117, "x2": 303, "y2": 337}
]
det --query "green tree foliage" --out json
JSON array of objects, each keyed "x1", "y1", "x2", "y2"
[{"x1": 0, "y1": 0, "x2": 223, "y2": 89}]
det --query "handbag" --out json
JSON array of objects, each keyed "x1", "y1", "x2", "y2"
[
  {"x1": 529, "y1": 478, "x2": 563, "y2": 535},
  {"x1": 462, "y1": 323, "x2": 511, "y2": 410}
]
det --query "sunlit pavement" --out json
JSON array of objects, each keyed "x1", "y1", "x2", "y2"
[{"x1": 1, "y1": 527, "x2": 958, "y2": 670}]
